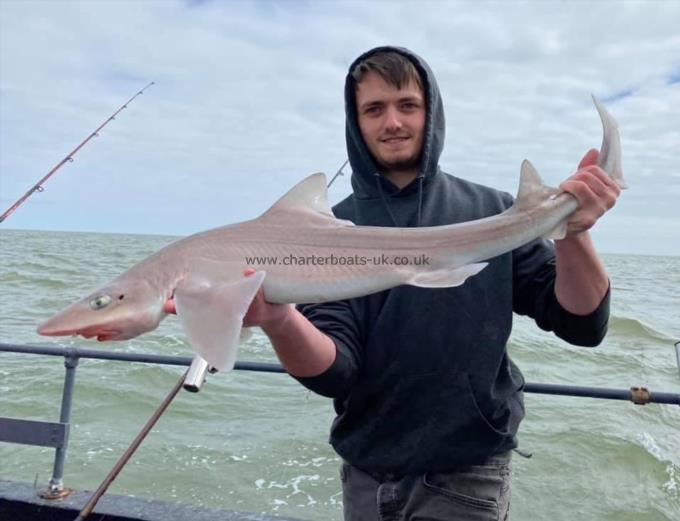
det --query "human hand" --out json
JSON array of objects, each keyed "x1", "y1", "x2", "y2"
[
  {"x1": 241, "y1": 268, "x2": 294, "y2": 331},
  {"x1": 558, "y1": 149, "x2": 620, "y2": 237},
  {"x1": 163, "y1": 268, "x2": 294, "y2": 331}
]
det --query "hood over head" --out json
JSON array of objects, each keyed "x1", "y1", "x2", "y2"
[{"x1": 345, "y1": 46, "x2": 446, "y2": 200}]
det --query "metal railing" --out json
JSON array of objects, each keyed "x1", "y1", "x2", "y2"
[{"x1": 1, "y1": 341, "x2": 679, "y2": 498}]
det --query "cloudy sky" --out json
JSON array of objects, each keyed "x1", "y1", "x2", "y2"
[{"x1": 1, "y1": 0, "x2": 678, "y2": 256}]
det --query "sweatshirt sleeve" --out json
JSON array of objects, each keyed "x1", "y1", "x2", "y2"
[
  {"x1": 292, "y1": 299, "x2": 363, "y2": 398},
  {"x1": 512, "y1": 238, "x2": 610, "y2": 347}
]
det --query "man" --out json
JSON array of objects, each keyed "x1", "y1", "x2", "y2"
[{"x1": 174, "y1": 47, "x2": 619, "y2": 519}]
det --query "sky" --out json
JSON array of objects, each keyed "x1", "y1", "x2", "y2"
[{"x1": 0, "y1": 0, "x2": 678, "y2": 256}]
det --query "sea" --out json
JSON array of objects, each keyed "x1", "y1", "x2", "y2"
[{"x1": 0, "y1": 228, "x2": 678, "y2": 520}]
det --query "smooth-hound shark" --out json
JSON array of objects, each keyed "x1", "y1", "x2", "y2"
[{"x1": 38, "y1": 97, "x2": 625, "y2": 372}]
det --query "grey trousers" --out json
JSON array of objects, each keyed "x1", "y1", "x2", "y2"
[{"x1": 340, "y1": 451, "x2": 512, "y2": 521}]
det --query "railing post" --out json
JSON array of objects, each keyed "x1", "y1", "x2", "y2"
[{"x1": 40, "y1": 349, "x2": 79, "y2": 499}]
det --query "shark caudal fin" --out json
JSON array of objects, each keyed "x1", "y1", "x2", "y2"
[
  {"x1": 510, "y1": 96, "x2": 626, "y2": 240},
  {"x1": 592, "y1": 95, "x2": 626, "y2": 189},
  {"x1": 174, "y1": 259, "x2": 266, "y2": 372}
]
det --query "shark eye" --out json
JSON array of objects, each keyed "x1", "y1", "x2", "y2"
[{"x1": 90, "y1": 294, "x2": 113, "y2": 310}]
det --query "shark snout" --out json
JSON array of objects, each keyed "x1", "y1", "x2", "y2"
[
  {"x1": 37, "y1": 317, "x2": 122, "y2": 341},
  {"x1": 37, "y1": 296, "x2": 164, "y2": 342}
]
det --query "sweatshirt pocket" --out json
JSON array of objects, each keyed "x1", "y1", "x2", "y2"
[
  {"x1": 332, "y1": 370, "x2": 518, "y2": 473},
  {"x1": 462, "y1": 372, "x2": 513, "y2": 437},
  {"x1": 420, "y1": 372, "x2": 515, "y2": 468}
]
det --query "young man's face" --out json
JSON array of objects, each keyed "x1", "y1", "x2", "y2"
[{"x1": 355, "y1": 70, "x2": 426, "y2": 173}]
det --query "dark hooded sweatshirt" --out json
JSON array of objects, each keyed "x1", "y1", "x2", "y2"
[{"x1": 296, "y1": 47, "x2": 609, "y2": 477}]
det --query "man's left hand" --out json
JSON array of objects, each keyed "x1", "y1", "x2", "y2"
[{"x1": 559, "y1": 148, "x2": 621, "y2": 237}]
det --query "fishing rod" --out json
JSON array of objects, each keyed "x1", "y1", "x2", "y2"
[
  {"x1": 0, "y1": 81, "x2": 155, "y2": 224},
  {"x1": 327, "y1": 158, "x2": 349, "y2": 188},
  {"x1": 74, "y1": 367, "x2": 189, "y2": 521}
]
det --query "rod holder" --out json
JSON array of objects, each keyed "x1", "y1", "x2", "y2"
[{"x1": 183, "y1": 356, "x2": 216, "y2": 393}]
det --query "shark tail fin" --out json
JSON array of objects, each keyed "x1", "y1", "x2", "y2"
[{"x1": 592, "y1": 95, "x2": 627, "y2": 189}]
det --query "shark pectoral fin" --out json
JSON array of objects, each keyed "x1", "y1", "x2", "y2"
[
  {"x1": 174, "y1": 270, "x2": 266, "y2": 372},
  {"x1": 408, "y1": 263, "x2": 488, "y2": 288}
]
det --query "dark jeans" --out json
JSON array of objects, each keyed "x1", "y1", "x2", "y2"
[{"x1": 341, "y1": 451, "x2": 512, "y2": 521}]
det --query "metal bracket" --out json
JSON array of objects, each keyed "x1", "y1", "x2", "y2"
[
  {"x1": 183, "y1": 356, "x2": 217, "y2": 392},
  {"x1": 0, "y1": 418, "x2": 69, "y2": 448},
  {"x1": 39, "y1": 484, "x2": 73, "y2": 500},
  {"x1": 630, "y1": 386, "x2": 651, "y2": 405}
]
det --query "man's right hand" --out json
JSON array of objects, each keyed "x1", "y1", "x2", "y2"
[{"x1": 241, "y1": 268, "x2": 295, "y2": 334}]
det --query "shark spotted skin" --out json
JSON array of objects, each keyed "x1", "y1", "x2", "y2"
[{"x1": 37, "y1": 97, "x2": 625, "y2": 371}]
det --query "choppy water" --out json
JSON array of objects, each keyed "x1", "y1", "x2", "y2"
[{"x1": 0, "y1": 228, "x2": 678, "y2": 520}]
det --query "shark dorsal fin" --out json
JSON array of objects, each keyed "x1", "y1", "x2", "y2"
[
  {"x1": 514, "y1": 160, "x2": 559, "y2": 211},
  {"x1": 262, "y1": 172, "x2": 333, "y2": 218},
  {"x1": 516, "y1": 159, "x2": 544, "y2": 208},
  {"x1": 513, "y1": 160, "x2": 566, "y2": 240}
]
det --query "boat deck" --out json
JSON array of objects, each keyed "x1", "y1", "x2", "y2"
[{"x1": 0, "y1": 480, "x2": 303, "y2": 521}]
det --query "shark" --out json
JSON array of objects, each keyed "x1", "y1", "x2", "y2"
[{"x1": 37, "y1": 97, "x2": 625, "y2": 372}]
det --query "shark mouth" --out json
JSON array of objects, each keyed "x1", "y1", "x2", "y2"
[{"x1": 38, "y1": 324, "x2": 122, "y2": 342}]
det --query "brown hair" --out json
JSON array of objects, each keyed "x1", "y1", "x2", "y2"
[{"x1": 351, "y1": 51, "x2": 423, "y2": 91}]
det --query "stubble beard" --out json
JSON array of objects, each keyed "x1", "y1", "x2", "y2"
[{"x1": 376, "y1": 152, "x2": 421, "y2": 174}]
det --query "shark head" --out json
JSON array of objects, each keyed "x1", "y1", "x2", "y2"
[{"x1": 37, "y1": 278, "x2": 166, "y2": 342}]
